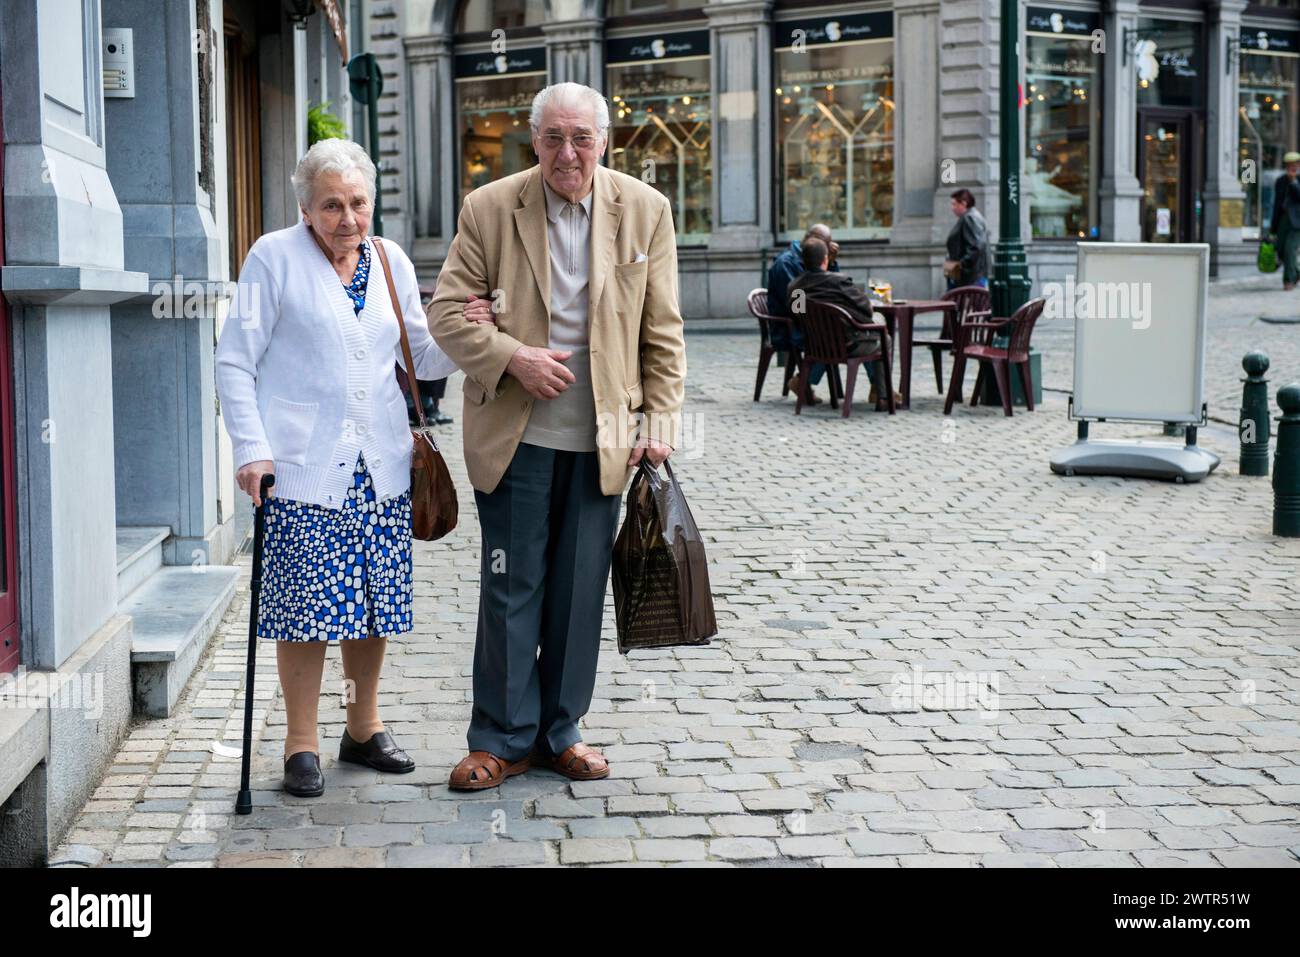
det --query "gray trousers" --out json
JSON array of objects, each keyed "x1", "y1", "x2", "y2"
[{"x1": 468, "y1": 443, "x2": 621, "y2": 760}]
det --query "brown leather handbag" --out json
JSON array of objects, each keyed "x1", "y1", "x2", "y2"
[{"x1": 371, "y1": 239, "x2": 458, "y2": 541}]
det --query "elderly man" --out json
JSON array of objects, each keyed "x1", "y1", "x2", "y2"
[
  {"x1": 1270, "y1": 151, "x2": 1300, "y2": 291},
  {"x1": 430, "y1": 82, "x2": 686, "y2": 789}
]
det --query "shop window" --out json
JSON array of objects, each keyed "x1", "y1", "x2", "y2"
[
  {"x1": 607, "y1": 30, "x2": 711, "y2": 243},
  {"x1": 1239, "y1": 27, "x2": 1300, "y2": 238},
  {"x1": 1135, "y1": 18, "x2": 1203, "y2": 108},
  {"x1": 609, "y1": 1, "x2": 706, "y2": 14},
  {"x1": 774, "y1": 11, "x2": 894, "y2": 241},
  {"x1": 453, "y1": 45, "x2": 547, "y2": 210},
  {"x1": 1024, "y1": 7, "x2": 1102, "y2": 239},
  {"x1": 456, "y1": 0, "x2": 544, "y2": 32}
]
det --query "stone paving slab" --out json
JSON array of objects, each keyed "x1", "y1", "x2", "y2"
[{"x1": 52, "y1": 283, "x2": 1300, "y2": 867}]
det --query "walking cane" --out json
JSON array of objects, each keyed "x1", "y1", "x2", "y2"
[{"x1": 235, "y1": 473, "x2": 275, "y2": 816}]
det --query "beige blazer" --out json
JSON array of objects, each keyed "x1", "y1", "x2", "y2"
[{"x1": 428, "y1": 163, "x2": 686, "y2": 496}]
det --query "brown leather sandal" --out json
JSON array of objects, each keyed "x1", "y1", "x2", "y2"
[
  {"x1": 541, "y1": 743, "x2": 610, "y2": 781},
  {"x1": 448, "y1": 750, "x2": 530, "y2": 791}
]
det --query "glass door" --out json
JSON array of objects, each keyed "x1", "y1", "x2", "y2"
[{"x1": 1139, "y1": 112, "x2": 1197, "y2": 243}]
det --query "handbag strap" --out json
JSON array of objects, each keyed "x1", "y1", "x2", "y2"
[{"x1": 371, "y1": 237, "x2": 427, "y2": 430}]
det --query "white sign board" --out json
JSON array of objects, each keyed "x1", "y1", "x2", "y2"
[{"x1": 1071, "y1": 243, "x2": 1208, "y2": 424}]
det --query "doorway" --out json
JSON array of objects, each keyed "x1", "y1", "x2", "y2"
[{"x1": 1138, "y1": 109, "x2": 1202, "y2": 243}]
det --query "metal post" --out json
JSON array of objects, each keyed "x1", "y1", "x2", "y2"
[
  {"x1": 1240, "y1": 352, "x2": 1270, "y2": 476},
  {"x1": 348, "y1": 53, "x2": 385, "y2": 237},
  {"x1": 1273, "y1": 384, "x2": 1300, "y2": 536},
  {"x1": 991, "y1": 0, "x2": 1032, "y2": 320}
]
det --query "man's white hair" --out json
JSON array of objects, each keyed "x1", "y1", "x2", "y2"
[
  {"x1": 291, "y1": 138, "x2": 376, "y2": 209},
  {"x1": 529, "y1": 82, "x2": 611, "y2": 136}
]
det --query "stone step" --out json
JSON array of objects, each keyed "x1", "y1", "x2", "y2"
[
  {"x1": 115, "y1": 525, "x2": 170, "y2": 601},
  {"x1": 122, "y1": 565, "x2": 240, "y2": 717}
]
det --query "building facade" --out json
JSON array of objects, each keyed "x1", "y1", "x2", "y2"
[
  {"x1": 378, "y1": 0, "x2": 1300, "y2": 317},
  {"x1": 0, "y1": 0, "x2": 355, "y2": 865}
]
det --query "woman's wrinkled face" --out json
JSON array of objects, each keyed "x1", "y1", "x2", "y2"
[
  {"x1": 301, "y1": 168, "x2": 373, "y2": 257},
  {"x1": 951, "y1": 197, "x2": 968, "y2": 217}
]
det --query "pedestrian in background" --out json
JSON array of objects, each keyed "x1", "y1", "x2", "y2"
[
  {"x1": 944, "y1": 188, "x2": 989, "y2": 290},
  {"x1": 1270, "y1": 151, "x2": 1300, "y2": 291},
  {"x1": 216, "y1": 138, "x2": 463, "y2": 799},
  {"x1": 787, "y1": 237, "x2": 895, "y2": 403},
  {"x1": 768, "y1": 223, "x2": 838, "y2": 405}
]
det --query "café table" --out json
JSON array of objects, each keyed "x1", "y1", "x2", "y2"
[{"x1": 871, "y1": 299, "x2": 957, "y2": 409}]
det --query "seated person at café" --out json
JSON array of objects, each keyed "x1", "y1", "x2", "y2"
[
  {"x1": 767, "y1": 224, "x2": 839, "y2": 404},
  {"x1": 786, "y1": 238, "x2": 895, "y2": 402}
]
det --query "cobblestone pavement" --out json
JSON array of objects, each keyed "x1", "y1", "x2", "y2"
[{"x1": 53, "y1": 282, "x2": 1300, "y2": 868}]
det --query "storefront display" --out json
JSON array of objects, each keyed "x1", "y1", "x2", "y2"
[
  {"x1": 453, "y1": 46, "x2": 547, "y2": 210},
  {"x1": 1135, "y1": 17, "x2": 1203, "y2": 108},
  {"x1": 774, "y1": 11, "x2": 894, "y2": 241},
  {"x1": 1239, "y1": 26, "x2": 1300, "y2": 238},
  {"x1": 1134, "y1": 18, "x2": 1204, "y2": 243},
  {"x1": 1024, "y1": 6, "x2": 1102, "y2": 239},
  {"x1": 606, "y1": 30, "x2": 712, "y2": 243}
]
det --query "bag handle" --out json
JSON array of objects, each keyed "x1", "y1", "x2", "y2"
[
  {"x1": 371, "y1": 238, "x2": 427, "y2": 430},
  {"x1": 639, "y1": 457, "x2": 681, "y2": 491}
]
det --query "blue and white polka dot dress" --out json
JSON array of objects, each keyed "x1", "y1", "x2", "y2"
[
  {"x1": 255, "y1": 240, "x2": 413, "y2": 642},
  {"x1": 258, "y1": 453, "x2": 412, "y2": 642}
]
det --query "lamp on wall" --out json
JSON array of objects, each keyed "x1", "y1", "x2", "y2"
[{"x1": 287, "y1": 0, "x2": 314, "y2": 27}]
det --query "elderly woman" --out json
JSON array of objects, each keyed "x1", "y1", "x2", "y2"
[{"x1": 215, "y1": 138, "x2": 460, "y2": 798}]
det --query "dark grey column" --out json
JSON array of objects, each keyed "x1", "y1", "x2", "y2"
[
  {"x1": 705, "y1": 0, "x2": 773, "y2": 250},
  {"x1": 544, "y1": 18, "x2": 604, "y2": 88},
  {"x1": 1099, "y1": 0, "x2": 1143, "y2": 242},
  {"x1": 1204, "y1": 0, "x2": 1249, "y2": 268},
  {"x1": 406, "y1": 32, "x2": 457, "y2": 265},
  {"x1": 893, "y1": 0, "x2": 942, "y2": 245}
]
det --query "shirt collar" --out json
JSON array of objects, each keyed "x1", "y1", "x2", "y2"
[{"x1": 542, "y1": 176, "x2": 593, "y2": 224}]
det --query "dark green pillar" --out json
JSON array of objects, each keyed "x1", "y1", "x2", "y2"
[
  {"x1": 1274, "y1": 384, "x2": 1300, "y2": 536},
  {"x1": 991, "y1": 0, "x2": 1032, "y2": 319},
  {"x1": 1240, "y1": 353, "x2": 1270, "y2": 477},
  {"x1": 348, "y1": 52, "x2": 385, "y2": 237}
]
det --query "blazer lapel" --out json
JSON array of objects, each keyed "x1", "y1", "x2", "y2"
[
  {"x1": 589, "y1": 165, "x2": 623, "y2": 318},
  {"x1": 513, "y1": 166, "x2": 551, "y2": 325}
]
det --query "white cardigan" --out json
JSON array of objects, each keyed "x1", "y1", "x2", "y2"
[{"x1": 215, "y1": 221, "x2": 457, "y2": 509}]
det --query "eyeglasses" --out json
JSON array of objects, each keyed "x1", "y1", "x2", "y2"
[{"x1": 539, "y1": 132, "x2": 599, "y2": 152}]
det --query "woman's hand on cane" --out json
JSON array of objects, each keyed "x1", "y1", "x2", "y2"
[{"x1": 237, "y1": 460, "x2": 276, "y2": 506}]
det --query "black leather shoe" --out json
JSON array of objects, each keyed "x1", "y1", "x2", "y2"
[
  {"x1": 430, "y1": 400, "x2": 453, "y2": 426},
  {"x1": 338, "y1": 729, "x2": 416, "y2": 773},
  {"x1": 283, "y1": 751, "x2": 324, "y2": 797}
]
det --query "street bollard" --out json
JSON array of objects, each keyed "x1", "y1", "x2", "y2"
[
  {"x1": 1240, "y1": 352, "x2": 1270, "y2": 477},
  {"x1": 1273, "y1": 384, "x2": 1300, "y2": 537}
]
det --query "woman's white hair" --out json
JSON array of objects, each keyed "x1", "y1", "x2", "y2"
[
  {"x1": 291, "y1": 138, "x2": 376, "y2": 210},
  {"x1": 529, "y1": 82, "x2": 611, "y2": 137}
]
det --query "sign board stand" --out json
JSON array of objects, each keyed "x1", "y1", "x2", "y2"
[
  {"x1": 1048, "y1": 243, "x2": 1221, "y2": 483},
  {"x1": 1051, "y1": 414, "x2": 1220, "y2": 483}
]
